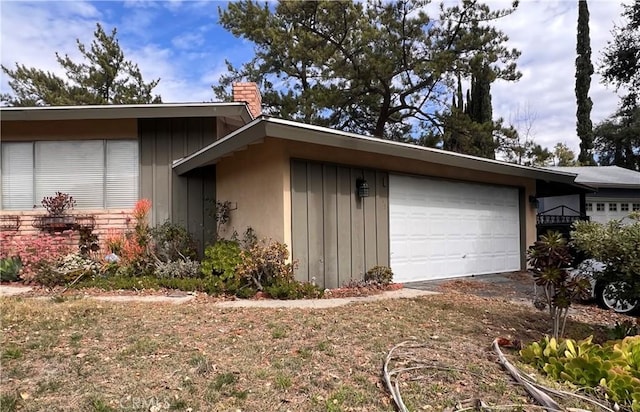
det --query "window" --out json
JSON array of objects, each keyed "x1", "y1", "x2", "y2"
[
  {"x1": 634, "y1": 203, "x2": 640, "y2": 211},
  {"x1": 609, "y1": 203, "x2": 617, "y2": 212},
  {"x1": 596, "y1": 203, "x2": 605, "y2": 211},
  {"x1": 1, "y1": 140, "x2": 138, "y2": 210},
  {"x1": 621, "y1": 203, "x2": 629, "y2": 212},
  {"x1": 585, "y1": 203, "x2": 592, "y2": 211}
]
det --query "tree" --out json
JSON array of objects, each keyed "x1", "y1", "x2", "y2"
[
  {"x1": 575, "y1": 0, "x2": 594, "y2": 165},
  {"x1": 595, "y1": 1, "x2": 640, "y2": 169},
  {"x1": 600, "y1": 0, "x2": 640, "y2": 109},
  {"x1": 499, "y1": 103, "x2": 553, "y2": 166},
  {"x1": 553, "y1": 143, "x2": 578, "y2": 166},
  {"x1": 213, "y1": 0, "x2": 520, "y2": 141},
  {"x1": 1, "y1": 24, "x2": 161, "y2": 106},
  {"x1": 593, "y1": 105, "x2": 640, "y2": 171}
]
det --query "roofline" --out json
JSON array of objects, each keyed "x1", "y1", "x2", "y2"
[
  {"x1": 586, "y1": 182, "x2": 640, "y2": 189},
  {"x1": 173, "y1": 116, "x2": 580, "y2": 184},
  {"x1": 0, "y1": 102, "x2": 254, "y2": 123}
]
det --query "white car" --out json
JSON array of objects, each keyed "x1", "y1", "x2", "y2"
[{"x1": 571, "y1": 259, "x2": 639, "y2": 315}]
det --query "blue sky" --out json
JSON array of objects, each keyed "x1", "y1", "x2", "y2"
[{"x1": 0, "y1": 0, "x2": 628, "y2": 156}]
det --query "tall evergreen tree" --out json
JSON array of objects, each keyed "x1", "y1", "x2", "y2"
[
  {"x1": 213, "y1": 0, "x2": 521, "y2": 141},
  {"x1": 1, "y1": 24, "x2": 161, "y2": 106},
  {"x1": 575, "y1": 0, "x2": 595, "y2": 164}
]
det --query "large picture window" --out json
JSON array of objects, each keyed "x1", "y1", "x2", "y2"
[{"x1": 1, "y1": 140, "x2": 138, "y2": 210}]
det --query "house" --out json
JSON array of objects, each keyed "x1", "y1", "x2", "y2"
[
  {"x1": 539, "y1": 166, "x2": 640, "y2": 224},
  {"x1": 0, "y1": 83, "x2": 590, "y2": 288}
]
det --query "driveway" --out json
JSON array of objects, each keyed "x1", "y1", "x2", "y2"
[{"x1": 404, "y1": 271, "x2": 536, "y2": 303}]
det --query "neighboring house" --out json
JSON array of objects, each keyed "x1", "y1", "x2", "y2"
[
  {"x1": 540, "y1": 166, "x2": 640, "y2": 224},
  {"x1": 1, "y1": 84, "x2": 589, "y2": 288}
]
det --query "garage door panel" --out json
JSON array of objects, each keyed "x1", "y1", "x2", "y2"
[{"x1": 390, "y1": 174, "x2": 521, "y2": 283}]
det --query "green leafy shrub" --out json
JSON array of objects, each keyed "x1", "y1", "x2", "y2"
[
  {"x1": 264, "y1": 279, "x2": 323, "y2": 300},
  {"x1": 572, "y1": 213, "x2": 640, "y2": 308},
  {"x1": 609, "y1": 319, "x2": 640, "y2": 340},
  {"x1": 151, "y1": 221, "x2": 198, "y2": 262},
  {"x1": 521, "y1": 336, "x2": 640, "y2": 410},
  {"x1": 76, "y1": 275, "x2": 218, "y2": 294},
  {"x1": 0, "y1": 257, "x2": 22, "y2": 282},
  {"x1": 154, "y1": 258, "x2": 202, "y2": 279},
  {"x1": 202, "y1": 240, "x2": 243, "y2": 280},
  {"x1": 78, "y1": 226, "x2": 100, "y2": 256},
  {"x1": 237, "y1": 240, "x2": 296, "y2": 291},
  {"x1": 364, "y1": 266, "x2": 394, "y2": 285}
]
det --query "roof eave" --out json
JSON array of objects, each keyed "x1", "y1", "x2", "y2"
[{"x1": 0, "y1": 103, "x2": 253, "y2": 123}]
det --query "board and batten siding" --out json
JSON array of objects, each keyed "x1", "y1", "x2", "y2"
[
  {"x1": 291, "y1": 159, "x2": 389, "y2": 289},
  {"x1": 139, "y1": 118, "x2": 217, "y2": 254}
]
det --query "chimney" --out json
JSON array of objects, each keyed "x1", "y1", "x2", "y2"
[{"x1": 232, "y1": 82, "x2": 262, "y2": 118}]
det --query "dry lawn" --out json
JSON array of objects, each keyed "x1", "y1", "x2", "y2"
[{"x1": 0, "y1": 292, "x2": 628, "y2": 412}]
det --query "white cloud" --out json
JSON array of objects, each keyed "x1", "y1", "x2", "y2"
[{"x1": 490, "y1": 0, "x2": 625, "y2": 155}]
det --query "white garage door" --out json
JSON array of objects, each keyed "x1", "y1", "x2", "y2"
[{"x1": 389, "y1": 175, "x2": 521, "y2": 283}]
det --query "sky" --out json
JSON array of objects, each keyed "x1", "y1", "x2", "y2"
[{"x1": 0, "y1": 0, "x2": 627, "y2": 156}]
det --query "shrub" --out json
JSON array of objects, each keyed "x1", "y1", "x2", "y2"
[
  {"x1": 364, "y1": 266, "x2": 394, "y2": 285},
  {"x1": 527, "y1": 231, "x2": 591, "y2": 339},
  {"x1": 520, "y1": 336, "x2": 640, "y2": 411},
  {"x1": 78, "y1": 226, "x2": 100, "y2": 256},
  {"x1": 33, "y1": 253, "x2": 99, "y2": 287},
  {"x1": 0, "y1": 257, "x2": 22, "y2": 282},
  {"x1": 154, "y1": 258, "x2": 202, "y2": 279},
  {"x1": 0, "y1": 232, "x2": 72, "y2": 282},
  {"x1": 151, "y1": 221, "x2": 198, "y2": 262},
  {"x1": 237, "y1": 240, "x2": 296, "y2": 291},
  {"x1": 264, "y1": 279, "x2": 323, "y2": 300},
  {"x1": 41, "y1": 191, "x2": 76, "y2": 216},
  {"x1": 201, "y1": 240, "x2": 243, "y2": 281},
  {"x1": 571, "y1": 213, "x2": 640, "y2": 307}
]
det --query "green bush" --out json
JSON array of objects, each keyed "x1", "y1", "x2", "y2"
[
  {"x1": 0, "y1": 257, "x2": 22, "y2": 282},
  {"x1": 202, "y1": 240, "x2": 242, "y2": 280},
  {"x1": 521, "y1": 335, "x2": 640, "y2": 411},
  {"x1": 151, "y1": 221, "x2": 198, "y2": 261},
  {"x1": 572, "y1": 213, "x2": 640, "y2": 306},
  {"x1": 365, "y1": 266, "x2": 394, "y2": 285},
  {"x1": 264, "y1": 279, "x2": 323, "y2": 300}
]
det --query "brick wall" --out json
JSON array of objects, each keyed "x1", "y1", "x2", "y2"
[
  {"x1": 232, "y1": 82, "x2": 262, "y2": 118},
  {"x1": 0, "y1": 209, "x2": 133, "y2": 256}
]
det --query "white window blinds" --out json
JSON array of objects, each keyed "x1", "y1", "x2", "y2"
[
  {"x1": 1, "y1": 142, "x2": 34, "y2": 210},
  {"x1": 1, "y1": 139, "x2": 139, "y2": 210},
  {"x1": 106, "y1": 140, "x2": 138, "y2": 208},
  {"x1": 35, "y1": 141, "x2": 105, "y2": 209}
]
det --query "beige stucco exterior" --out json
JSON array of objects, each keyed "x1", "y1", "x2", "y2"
[
  {"x1": 2, "y1": 119, "x2": 137, "y2": 141},
  {"x1": 216, "y1": 137, "x2": 539, "y2": 269}
]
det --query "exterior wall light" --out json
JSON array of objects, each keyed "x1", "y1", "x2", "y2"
[
  {"x1": 529, "y1": 195, "x2": 539, "y2": 209},
  {"x1": 356, "y1": 178, "x2": 370, "y2": 198}
]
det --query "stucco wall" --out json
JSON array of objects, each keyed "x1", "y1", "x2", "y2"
[
  {"x1": 2, "y1": 119, "x2": 137, "y2": 140},
  {"x1": 215, "y1": 139, "x2": 288, "y2": 243}
]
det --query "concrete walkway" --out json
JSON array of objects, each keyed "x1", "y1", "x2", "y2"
[{"x1": 0, "y1": 284, "x2": 437, "y2": 308}]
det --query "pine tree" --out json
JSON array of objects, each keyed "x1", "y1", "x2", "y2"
[
  {"x1": 575, "y1": 0, "x2": 595, "y2": 164},
  {"x1": 1, "y1": 24, "x2": 161, "y2": 106}
]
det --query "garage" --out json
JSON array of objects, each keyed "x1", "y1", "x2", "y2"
[{"x1": 389, "y1": 174, "x2": 521, "y2": 283}]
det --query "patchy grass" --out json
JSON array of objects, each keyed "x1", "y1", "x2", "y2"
[{"x1": 0, "y1": 293, "x2": 623, "y2": 411}]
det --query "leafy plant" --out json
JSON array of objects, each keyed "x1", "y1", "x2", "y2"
[
  {"x1": 609, "y1": 319, "x2": 640, "y2": 340},
  {"x1": 264, "y1": 278, "x2": 323, "y2": 300},
  {"x1": 78, "y1": 226, "x2": 99, "y2": 256},
  {"x1": 41, "y1": 192, "x2": 76, "y2": 216},
  {"x1": 364, "y1": 266, "x2": 394, "y2": 285},
  {"x1": 151, "y1": 221, "x2": 198, "y2": 262},
  {"x1": 572, "y1": 213, "x2": 640, "y2": 308},
  {"x1": 201, "y1": 240, "x2": 243, "y2": 281},
  {"x1": 33, "y1": 253, "x2": 99, "y2": 287},
  {"x1": 0, "y1": 232, "x2": 72, "y2": 282},
  {"x1": 527, "y1": 231, "x2": 591, "y2": 339},
  {"x1": 236, "y1": 240, "x2": 296, "y2": 291},
  {"x1": 521, "y1": 336, "x2": 640, "y2": 411},
  {"x1": 0, "y1": 257, "x2": 22, "y2": 282}
]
